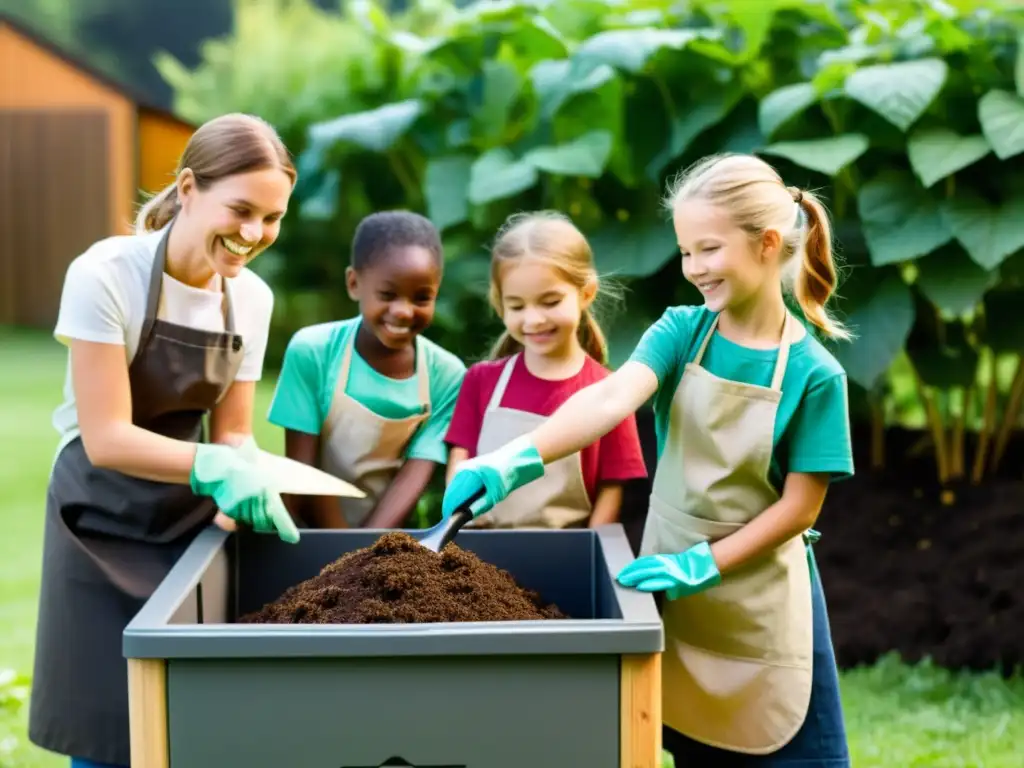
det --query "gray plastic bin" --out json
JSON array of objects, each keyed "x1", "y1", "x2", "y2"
[{"x1": 124, "y1": 524, "x2": 664, "y2": 768}]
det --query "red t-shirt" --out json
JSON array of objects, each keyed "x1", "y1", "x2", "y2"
[{"x1": 445, "y1": 354, "x2": 649, "y2": 504}]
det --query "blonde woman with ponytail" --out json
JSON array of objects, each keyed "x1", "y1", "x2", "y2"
[
  {"x1": 443, "y1": 211, "x2": 647, "y2": 529},
  {"x1": 443, "y1": 156, "x2": 856, "y2": 766},
  {"x1": 30, "y1": 113, "x2": 300, "y2": 768}
]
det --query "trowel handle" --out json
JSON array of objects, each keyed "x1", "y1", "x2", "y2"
[{"x1": 463, "y1": 486, "x2": 488, "y2": 518}]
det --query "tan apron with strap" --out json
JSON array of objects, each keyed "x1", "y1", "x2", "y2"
[
  {"x1": 640, "y1": 312, "x2": 814, "y2": 754},
  {"x1": 469, "y1": 353, "x2": 592, "y2": 529},
  {"x1": 319, "y1": 334, "x2": 431, "y2": 527}
]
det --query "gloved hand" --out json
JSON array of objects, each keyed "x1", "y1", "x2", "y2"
[
  {"x1": 190, "y1": 438, "x2": 300, "y2": 544},
  {"x1": 616, "y1": 541, "x2": 721, "y2": 600},
  {"x1": 442, "y1": 435, "x2": 545, "y2": 520}
]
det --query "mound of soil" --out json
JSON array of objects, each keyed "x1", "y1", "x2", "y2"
[
  {"x1": 239, "y1": 532, "x2": 567, "y2": 624},
  {"x1": 813, "y1": 431, "x2": 1024, "y2": 673}
]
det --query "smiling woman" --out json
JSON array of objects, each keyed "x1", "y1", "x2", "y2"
[{"x1": 27, "y1": 113, "x2": 300, "y2": 768}]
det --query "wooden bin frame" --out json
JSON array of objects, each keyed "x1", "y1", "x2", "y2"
[{"x1": 128, "y1": 652, "x2": 662, "y2": 768}]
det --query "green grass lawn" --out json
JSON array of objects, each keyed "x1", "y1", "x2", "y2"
[{"x1": 1, "y1": 325, "x2": 1023, "y2": 767}]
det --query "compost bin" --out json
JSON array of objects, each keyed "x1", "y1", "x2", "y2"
[{"x1": 123, "y1": 524, "x2": 663, "y2": 768}]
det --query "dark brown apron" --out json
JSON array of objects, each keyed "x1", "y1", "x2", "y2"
[{"x1": 28, "y1": 222, "x2": 245, "y2": 765}]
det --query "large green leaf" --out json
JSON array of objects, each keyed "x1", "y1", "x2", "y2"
[
  {"x1": 941, "y1": 191, "x2": 1024, "y2": 270},
  {"x1": 906, "y1": 128, "x2": 991, "y2": 188},
  {"x1": 906, "y1": 317, "x2": 979, "y2": 391},
  {"x1": 467, "y1": 148, "x2": 538, "y2": 205},
  {"x1": 1016, "y1": 32, "x2": 1024, "y2": 97},
  {"x1": 307, "y1": 99, "x2": 424, "y2": 153},
  {"x1": 983, "y1": 289, "x2": 1024, "y2": 353},
  {"x1": 524, "y1": 131, "x2": 614, "y2": 177},
  {"x1": 844, "y1": 58, "x2": 948, "y2": 131},
  {"x1": 758, "y1": 82, "x2": 818, "y2": 138},
  {"x1": 759, "y1": 133, "x2": 868, "y2": 176},
  {"x1": 572, "y1": 28, "x2": 720, "y2": 75},
  {"x1": 857, "y1": 171, "x2": 953, "y2": 266},
  {"x1": 471, "y1": 60, "x2": 522, "y2": 143},
  {"x1": 298, "y1": 169, "x2": 341, "y2": 221},
  {"x1": 832, "y1": 274, "x2": 915, "y2": 390},
  {"x1": 590, "y1": 220, "x2": 678, "y2": 278},
  {"x1": 424, "y1": 155, "x2": 473, "y2": 232},
  {"x1": 914, "y1": 245, "x2": 997, "y2": 316},
  {"x1": 977, "y1": 90, "x2": 1024, "y2": 160},
  {"x1": 646, "y1": 82, "x2": 745, "y2": 178},
  {"x1": 530, "y1": 60, "x2": 616, "y2": 119}
]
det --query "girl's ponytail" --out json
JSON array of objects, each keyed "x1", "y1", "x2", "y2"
[
  {"x1": 134, "y1": 182, "x2": 179, "y2": 234},
  {"x1": 577, "y1": 308, "x2": 609, "y2": 365},
  {"x1": 794, "y1": 190, "x2": 849, "y2": 341}
]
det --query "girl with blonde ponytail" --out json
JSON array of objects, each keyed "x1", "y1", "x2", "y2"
[
  {"x1": 443, "y1": 210, "x2": 647, "y2": 529},
  {"x1": 443, "y1": 156, "x2": 857, "y2": 766}
]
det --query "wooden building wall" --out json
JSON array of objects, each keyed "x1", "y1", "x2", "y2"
[
  {"x1": 0, "y1": 24, "x2": 134, "y2": 235},
  {"x1": 138, "y1": 107, "x2": 193, "y2": 196}
]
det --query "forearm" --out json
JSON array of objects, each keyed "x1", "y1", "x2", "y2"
[
  {"x1": 364, "y1": 458, "x2": 437, "y2": 528},
  {"x1": 532, "y1": 363, "x2": 657, "y2": 464},
  {"x1": 710, "y1": 473, "x2": 827, "y2": 576},
  {"x1": 588, "y1": 484, "x2": 623, "y2": 527},
  {"x1": 83, "y1": 422, "x2": 198, "y2": 484},
  {"x1": 446, "y1": 447, "x2": 470, "y2": 484}
]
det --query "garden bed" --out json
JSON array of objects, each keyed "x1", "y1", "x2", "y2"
[{"x1": 814, "y1": 426, "x2": 1023, "y2": 674}]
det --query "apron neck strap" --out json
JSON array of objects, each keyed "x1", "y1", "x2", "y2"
[
  {"x1": 693, "y1": 311, "x2": 794, "y2": 392},
  {"x1": 414, "y1": 336, "x2": 430, "y2": 407},
  {"x1": 140, "y1": 221, "x2": 237, "y2": 349},
  {"x1": 486, "y1": 354, "x2": 518, "y2": 412},
  {"x1": 769, "y1": 312, "x2": 794, "y2": 391}
]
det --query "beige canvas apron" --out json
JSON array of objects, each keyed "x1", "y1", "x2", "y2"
[
  {"x1": 469, "y1": 353, "x2": 592, "y2": 529},
  {"x1": 640, "y1": 312, "x2": 814, "y2": 754},
  {"x1": 319, "y1": 333, "x2": 431, "y2": 527}
]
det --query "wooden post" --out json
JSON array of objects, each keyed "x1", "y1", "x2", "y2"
[
  {"x1": 621, "y1": 652, "x2": 661, "y2": 768},
  {"x1": 128, "y1": 658, "x2": 169, "y2": 768}
]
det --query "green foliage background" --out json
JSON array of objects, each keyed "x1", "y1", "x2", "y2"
[{"x1": 159, "y1": 0, "x2": 1024, "y2": 483}]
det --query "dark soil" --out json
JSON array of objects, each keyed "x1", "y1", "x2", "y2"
[
  {"x1": 239, "y1": 532, "x2": 567, "y2": 624},
  {"x1": 620, "y1": 411, "x2": 1024, "y2": 673},
  {"x1": 813, "y1": 426, "x2": 1024, "y2": 673}
]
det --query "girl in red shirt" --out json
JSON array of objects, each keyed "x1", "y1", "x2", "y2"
[{"x1": 444, "y1": 211, "x2": 647, "y2": 528}]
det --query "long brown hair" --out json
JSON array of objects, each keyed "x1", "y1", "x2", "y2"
[
  {"x1": 134, "y1": 113, "x2": 296, "y2": 234},
  {"x1": 487, "y1": 211, "x2": 615, "y2": 364},
  {"x1": 665, "y1": 153, "x2": 850, "y2": 340}
]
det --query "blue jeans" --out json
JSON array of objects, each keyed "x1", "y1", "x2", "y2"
[
  {"x1": 664, "y1": 554, "x2": 851, "y2": 767},
  {"x1": 70, "y1": 759, "x2": 127, "y2": 768}
]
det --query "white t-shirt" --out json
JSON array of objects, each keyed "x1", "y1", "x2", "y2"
[{"x1": 50, "y1": 227, "x2": 274, "y2": 457}]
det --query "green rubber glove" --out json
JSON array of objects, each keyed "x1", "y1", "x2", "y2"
[
  {"x1": 615, "y1": 542, "x2": 722, "y2": 600},
  {"x1": 441, "y1": 435, "x2": 545, "y2": 520},
  {"x1": 190, "y1": 439, "x2": 300, "y2": 544}
]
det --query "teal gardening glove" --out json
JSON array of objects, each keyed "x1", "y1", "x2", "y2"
[
  {"x1": 442, "y1": 436, "x2": 545, "y2": 520},
  {"x1": 190, "y1": 438, "x2": 300, "y2": 544},
  {"x1": 616, "y1": 541, "x2": 722, "y2": 600}
]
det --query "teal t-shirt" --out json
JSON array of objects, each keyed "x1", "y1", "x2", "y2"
[
  {"x1": 267, "y1": 318, "x2": 466, "y2": 465},
  {"x1": 629, "y1": 306, "x2": 854, "y2": 489}
]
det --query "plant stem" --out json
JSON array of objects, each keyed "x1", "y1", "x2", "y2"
[
  {"x1": 991, "y1": 353, "x2": 1024, "y2": 475},
  {"x1": 914, "y1": 372, "x2": 948, "y2": 485},
  {"x1": 950, "y1": 386, "x2": 970, "y2": 480},
  {"x1": 971, "y1": 354, "x2": 999, "y2": 485}
]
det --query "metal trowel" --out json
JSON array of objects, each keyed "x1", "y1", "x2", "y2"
[{"x1": 417, "y1": 488, "x2": 487, "y2": 553}]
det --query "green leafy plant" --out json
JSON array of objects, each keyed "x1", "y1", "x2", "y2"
[{"x1": 163, "y1": 0, "x2": 1024, "y2": 486}]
